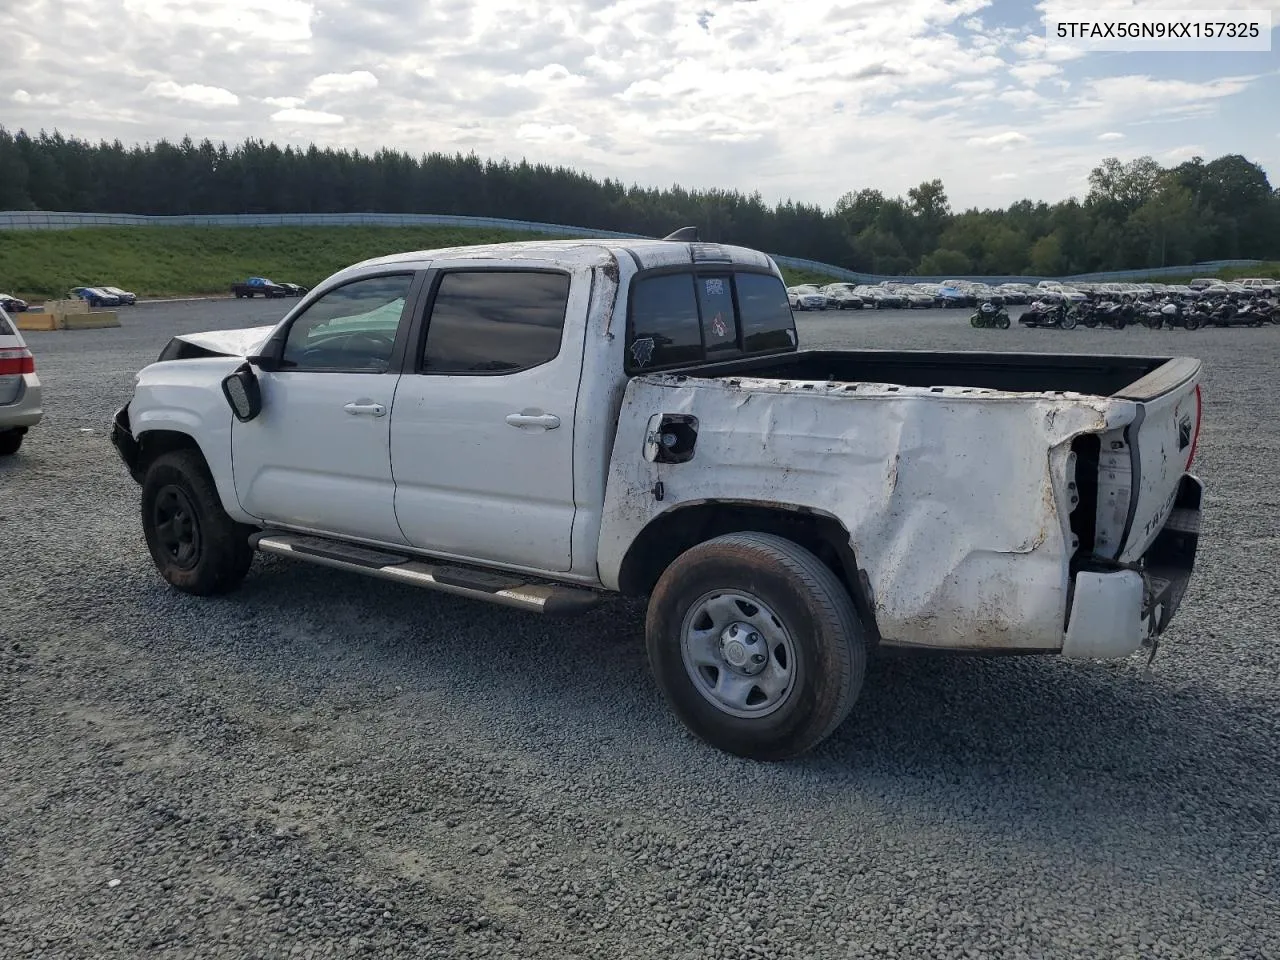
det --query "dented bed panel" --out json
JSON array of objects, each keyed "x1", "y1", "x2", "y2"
[{"x1": 598, "y1": 375, "x2": 1138, "y2": 651}]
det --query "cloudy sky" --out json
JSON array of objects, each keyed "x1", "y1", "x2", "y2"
[{"x1": 2, "y1": 0, "x2": 1277, "y2": 210}]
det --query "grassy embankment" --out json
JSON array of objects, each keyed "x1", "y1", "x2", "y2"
[
  {"x1": 0, "y1": 225, "x2": 839, "y2": 301},
  {"x1": 1, "y1": 225, "x2": 1274, "y2": 302}
]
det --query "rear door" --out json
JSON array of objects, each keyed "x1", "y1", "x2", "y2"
[{"x1": 390, "y1": 263, "x2": 586, "y2": 572}]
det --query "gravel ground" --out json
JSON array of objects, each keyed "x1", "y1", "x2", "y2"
[{"x1": 2, "y1": 299, "x2": 1278, "y2": 960}]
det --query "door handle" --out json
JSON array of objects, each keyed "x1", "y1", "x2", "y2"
[
  {"x1": 505, "y1": 412, "x2": 560, "y2": 430},
  {"x1": 344, "y1": 401, "x2": 386, "y2": 417}
]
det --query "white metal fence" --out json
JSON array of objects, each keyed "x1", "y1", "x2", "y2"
[{"x1": 0, "y1": 209, "x2": 1264, "y2": 284}]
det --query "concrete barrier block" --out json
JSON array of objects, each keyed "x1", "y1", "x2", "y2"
[
  {"x1": 62, "y1": 311, "x2": 120, "y2": 329},
  {"x1": 16, "y1": 312, "x2": 59, "y2": 331}
]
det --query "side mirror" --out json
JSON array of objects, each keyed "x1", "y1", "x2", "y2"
[{"x1": 221, "y1": 364, "x2": 262, "y2": 422}]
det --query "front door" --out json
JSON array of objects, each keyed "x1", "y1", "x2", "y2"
[
  {"x1": 232, "y1": 272, "x2": 417, "y2": 544},
  {"x1": 390, "y1": 265, "x2": 584, "y2": 572}
]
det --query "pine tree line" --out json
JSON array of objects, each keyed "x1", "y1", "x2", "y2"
[{"x1": 1, "y1": 127, "x2": 1276, "y2": 274}]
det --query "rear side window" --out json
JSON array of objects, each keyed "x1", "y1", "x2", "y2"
[
  {"x1": 627, "y1": 271, "x2": 796, "y2": 371},
  {"x1": 0, "y1": 313, "x2": 14, "y2": 336},
  {"x1": 627, "y1": 274, "x2": 703, "y2": 369},
  {"x1": 422, "y1": 271, "x2": 570, "y2": 374}
]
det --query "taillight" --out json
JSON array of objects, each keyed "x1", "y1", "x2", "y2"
[
  {"x1": 0, "y1": 346, "x2": 35, "y2": 375},
  {"x1": 1186, "y1": 382, "x2": 1202, "y2": 469}
]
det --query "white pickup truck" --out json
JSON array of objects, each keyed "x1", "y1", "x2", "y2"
[{"x1": 111, "y1": 234, "x2": 1205, "y2": 760}]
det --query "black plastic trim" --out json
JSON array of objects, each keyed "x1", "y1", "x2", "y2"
[{"x1": 1117, "y1": 405, "x2": 1146, "y2": 555}]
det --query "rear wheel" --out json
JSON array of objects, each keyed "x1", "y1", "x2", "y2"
[
  {"x1": 1061, "y1": 312, "x2": 1078, "y2": 330},
  {"x1": 141, "y1": 450, "x2": 254, "y2": 596},
  {"x1": 998, "y1": 314, "x2": 1010, "y2": 329},
  {"x1": 0, "y1": 430, "x2": 23, "y2": 456},
  {"x1": 646, "y1": 532, "x2": 867, "y2": 760}
]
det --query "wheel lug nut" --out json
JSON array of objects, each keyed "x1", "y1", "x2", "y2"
[{"x1": 750, "y1": 653, "x2": 766, "y2": 664}]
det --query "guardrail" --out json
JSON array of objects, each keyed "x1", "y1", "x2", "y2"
[{"x1": 0, "y1": 210, "x2": 1264, "y2": 284}]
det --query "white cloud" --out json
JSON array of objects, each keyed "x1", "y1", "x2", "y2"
[
  {"x1": 504, "y1": 64, "x2": 587, "y2": 89},
  {"x1": 271, "y1": 107, "x2": 344, "y2": 125},
  {"x1": 967, "y1": 131, "x2": 1031, "y2": 148},
  {"x1": 144, "y1": 80, "x2": 239, "y2": 107},
  {"x1": 992, "y1": 172, "x2": 1019, "y2": 181},
  {"x1": 1098, "y1": 131, "x2": 1125, "y2": 141},
  {"x1": 1166, "y1": 144, "x2": 1206, "y2": 161},
  {"x1": 263, "y1": 96, "x2": 305, "y2": 108},
  {"x1": 517, "y1": 122, "x2": 589, "y2": 143},
  {"x1": 122, "y1": 0, "x2": 313, "y2": 43},
  {"x1": 998, "y1": 89, "x2": 1043, "y2": 108},
  {"x1": 1009, "y1": 62, "x2": 1060, "y2": 85},
  {"x1": 12, "y1": 88, "x2": 30, "y2": 103},
  {"x1": 306, "y1": 71, "x2": 378, "y2": 96},
  {"x1": 953, "y1": 79, "x2": 997, "y2": 94}
]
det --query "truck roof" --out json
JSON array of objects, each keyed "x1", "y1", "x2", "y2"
[{"x1": 342, "y1": 238, "x2": 778, "y2": 278}]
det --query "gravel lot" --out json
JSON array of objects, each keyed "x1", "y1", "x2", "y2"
[{"x1": 3, "y1": 299, "x2": 1278, "y2": 960}]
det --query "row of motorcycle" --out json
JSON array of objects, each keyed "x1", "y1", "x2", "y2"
[{"x1": 971, "y1": 294, "x2": 1280, "y2": 330}]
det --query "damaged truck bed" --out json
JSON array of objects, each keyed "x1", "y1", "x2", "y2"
[
  {"x1": 599, "y1": 348, "x2": 1202, "y2": 659},
  {"x1": 111, "y1": 233, "x2": 1205, "y2": 760}
]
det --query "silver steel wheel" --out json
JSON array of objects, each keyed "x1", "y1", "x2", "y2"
[{"x1": 680, "y1": 590, "x2": 797, "y2": 719}]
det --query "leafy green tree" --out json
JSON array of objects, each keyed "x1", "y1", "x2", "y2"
[
  {"x1": 1028, "y1": 232, "x2": 1065, "y2": 276},
  {"x1": 916, "y1": 248, "x2": 971, "y2": 276}
]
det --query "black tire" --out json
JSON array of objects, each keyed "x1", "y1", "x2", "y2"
[
  {"x1": 646, "y1": 532, "x2": 867, "y2": 761},
  {"x1": 0, "y1": 430, "x2": 23, "y2": 456},
  {"x1": 998, "y1": 315, "x2": 1010, "y2": 329},
  {"x1": 141, "y1": 449, "x2": 254, "y2": 596},
  {"x1": 1185, "y1": 315, "x2": 1201, "y2": 331}
]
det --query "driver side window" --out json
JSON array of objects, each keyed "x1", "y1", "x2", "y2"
[{"x1": 281, "y1": 274, "x2": 414, "y2": 372}]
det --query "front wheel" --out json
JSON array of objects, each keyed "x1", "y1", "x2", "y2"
[
  {"x1": 1061, "y1": 312, "x2": 1078, "y2": 330},
  {"x1": 141, "y1": 450, "x2": 255, "y2": 596},
  {"x1": 646, "y1": 532, "x2": 867, "y2": 761},
  {"x1": 998, "y1": 314, "x2": 1010, "y2": 329},
  {"x1": 0, "y1": 430, "x2": 23, "y2": 456}
]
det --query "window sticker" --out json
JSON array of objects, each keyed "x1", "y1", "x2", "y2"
[
  {"x1": 630, "y1": 336, "x2": 655, "y2": 367},
  {"x1": 704, "y1": 278, "x2": 725, "y2": 296}
]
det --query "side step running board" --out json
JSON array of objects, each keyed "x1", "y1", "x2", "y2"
[{"x1": 250, "y1": 532, "x2": 602, "y2": 616}]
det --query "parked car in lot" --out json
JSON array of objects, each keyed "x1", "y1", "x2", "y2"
[
  {"x1": 1238, "y1": 278, "x2": 1279, "y2": 295},
  {"x1": 899, "y1": 285, "x2": 937, "y2": 309},
  {"x1": 69, "y1": 286, "x2": 122, "y2": 307},
  {"x1": 0, "y1": 307, "x2": 42, "y2": 455},
  {"x1": 100, "y1": 285, "x2": 137, "y2": 305},
  {"x1": 1200, "y1": 283, "x2": 1248, "y2": 300},
  {"x1": 821, "y1": 283, "x2": 864, "y2": 310},
  {"x1": 232, "y1": 277, "x2": 289, "y2": 299},
  {"x1": 786, "y1": 285, "x2": 828, "y2": 311},
  {"x1": 110, "y1": 233, "x2": 1207, "y2": 761},
  {"x1": 277, "y1": 282, "x2": 309, "y2": 297},
  {"x1": 866, "y1": 285, "x2": 907, "y2": 309},
  {"x1": 0, "y1": 293, "x2": 29, "y2": 312},
  {"x1": 994, "y1": 284, "x2": 1030, "y2": 305}
]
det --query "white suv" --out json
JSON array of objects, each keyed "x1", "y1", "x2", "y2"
[{"x1": 0, "y1": 307, "x2": 42, "y2": 455}]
